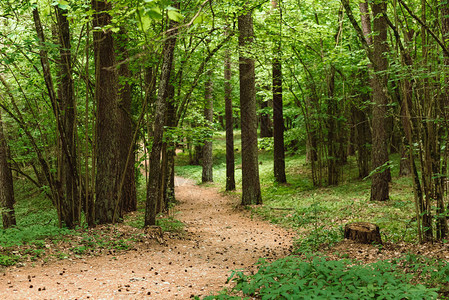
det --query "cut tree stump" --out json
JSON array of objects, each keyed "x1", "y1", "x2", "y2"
[{"x1": 344, "y1": 222, "x2": 382, "y2": 244}]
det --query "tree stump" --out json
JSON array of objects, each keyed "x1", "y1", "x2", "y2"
[{"x1": 344, "y1": 222, "x2": 382, "y2": 244}]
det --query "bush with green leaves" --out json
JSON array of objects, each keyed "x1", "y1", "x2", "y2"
[{"x1": 204, "y1": 256, "x2": 440, "y2": 300}]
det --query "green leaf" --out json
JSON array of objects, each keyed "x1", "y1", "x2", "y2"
[
  {"x1": 138, "y1": 11, "x2": 152, "y2": 32},
  {"x1": 167, "y1": 10, "x2": 183, "y2": 22},
  {"x1": 147, "y1": 8, "x2": 163, "y2": 20}
]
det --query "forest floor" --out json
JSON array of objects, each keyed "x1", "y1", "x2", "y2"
[{"x1": 0, "y1": 177, "x2": 294, "y2": 299}]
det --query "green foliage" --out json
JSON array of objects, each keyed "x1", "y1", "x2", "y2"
[
  {"x1": 156, "y1": 216, "x2": 184, "y2": 233},
  {"x1": 258, "y1": 137, "x2": 273, "y2": 151},
  {"x1": 294, "y1": 225, "x2": 343, "y2": 254},
  {"x1": 224, "y1": 256, "x2": 438, "y2": 299},
  {"x1": 0, "y1": 225, "x2": 72, "y2": 248},
  {"x1": 0, "y1": 254, "x2": 19, "y2": 266}
]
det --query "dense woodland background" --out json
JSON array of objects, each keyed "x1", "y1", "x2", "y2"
[{"x1": 1, "y1": 0, "x2": 449, "y2": 249}]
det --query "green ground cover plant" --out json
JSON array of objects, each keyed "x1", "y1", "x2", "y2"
[{"x1": 203, "y1": 255, "x2": 442, "y2": 299}]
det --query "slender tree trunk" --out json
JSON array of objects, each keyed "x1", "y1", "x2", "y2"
[
  {"x1": 116, "y1": 30, "x2": 137, "y2": 213},
  {"x1": 259, "y1": 99, "x2": 272, "y2": 138},
  {"x1": 370, "y1": 0, "x2": 390, "y2": 201},
  {"x1": 327, "y1": 67, "x2": 339, "y2": 185},
  {"x1": 272, "y1": 56, "x2": 286, "y2": 183},
  {"x1": 92, "y1": 0, "x2": 121, "y2": 224},
  {"x1": 439, "y1": 0, "x2": 449, "y2": 239},
  {"x1": 352, "y1": 85, "x2": 371, "y2": 179},
  {"x1": 145, "y1": 21, "x2": 177, "y2": 226},
  {"x1": 33, "y1": 7, "x2": 66, "y2": 227},
  {"x1": 224, "y1": 37, "x2": 235, "y2": 191},
  {"x1": 202, "y1": 69, "x2": 214, "y2": 183},
  {"x1": 0, "y1": 112, "x2": 16, "y2": 229},
  {"x1": 162, "y1": 83, "x2": 176, "y2": 209},
  {"x1": 271, "y1": 0, "x2": 287, "y2": 184},
  {"x1": 56, "y1": 6, "x2": 79, "y2": 228},
  {"x1": 238, "y1": 6, "x2": 262, "y2": 205}
]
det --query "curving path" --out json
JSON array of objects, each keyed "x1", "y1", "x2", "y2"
[{"x1": 0, "y1": 178, "x2": 294, "y2": 299}]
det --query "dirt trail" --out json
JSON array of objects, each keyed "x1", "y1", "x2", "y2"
[{"x1": 0, "y1": 178, "x2": 294, "y2": 299}]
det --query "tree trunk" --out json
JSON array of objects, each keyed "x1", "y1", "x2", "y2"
[
  {"x1": 224, "y1": 32, "x2": 235, "y2": 191},
  {"x1": 271, "y1": 0, "x2": 286, "y2": 184},
  {"x1": 0, "y1": 112, "x2": 16, "y2": 229},
  {"x1": 56, "y1": 6, "x2": 79, "y2": 228},
  {"x1": 327, "y1": 66, "x2": 339, "y2": 185},
  {"x1": 145, "y1": 20, "x2": 177, "y2": 226},
  {"x1": 238, "y1": 6, "x2": 262, "y2": 205},
  {"x1": 370, "y1": 0, "x2": 390, "y2": 201},
  {"x1": 202, "y1": 68, "x2": 213, "y2": 183},
  {"x1": 116, "y1": 30, "x2": 137, "y2": 213},
  {"x1": 352, "y1": 100, "x2": 371, "y2": 179},
  {"x1": 93, "y1": 0, "x2": 121, "y2": 224},
  {"x1": 259, "y1": 99, "x2": 272, "y2": 138},
  {"x1": 162, "y1": 83, "x2": 176, "y2": 208}
]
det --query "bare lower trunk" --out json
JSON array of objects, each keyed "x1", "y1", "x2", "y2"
[
  {"x1": 224, "y1": 40, "x2": 235, "y2": 191},
  {"x1": 56, "y1": 6, "x2": 79, "y2": 228},
  {"x1": 145, "y1": 22, "x2": 177, "y2": 226},
  {"x1": 0, "y1": 112, "x2": 16, "y2": 229},
  {"x1": 116, "y1": 30, "x2": 137, "y2": 213},
  {"x1": 202, "y1": 70, "x2": 213, "y2": 183},
  {"x1": 370, "y1": 0, "x2": 389, "y2": 201},
  {"x1": 93, "y1": 0, "x2": 121, "y2": 224},
  {"x1": 272, "y1": 55, "x2": 286, "y2": 183},
  {"x1": 238, "y1": 7, "x2": 262, "y2": 205}
]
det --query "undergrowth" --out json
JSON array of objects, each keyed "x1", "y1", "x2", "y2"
[{"x1": 203, "y1": 255, "x2": 447, "y2": 299}]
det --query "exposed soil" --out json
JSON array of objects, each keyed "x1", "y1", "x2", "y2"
[{"x1": 0, "y1": 177, "x2": 294, "y2": 299}]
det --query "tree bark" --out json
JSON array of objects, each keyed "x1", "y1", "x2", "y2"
[
  {"x1": 370, "y1": 0, "x2": 390, "y2": 201},
  {"x1": 272, "y1": 55, "x2": 286, "y2": 183},
  {"x1": 259, "y1": 99, "x2": 272, "y2": 138},
  {"x1": 116, "y1": 30, "x2": 137, "y2": 213},
  {"x1": 92, "y1": 0, "x2": 121, "y2": 224},
  {"x1": 272, "y1": 0, "x2": 286, "y2": 183},
  {"x1": 145, "y1": 20, "x2": 177, "y2": 226},
  {"x1": 56, "y1": 5, "x2": 79, "y2": 228},
  {"x1": 202, "y1": 69, "x2": 214, "y2": 183},
  {"x1": 344, "y1": 222, "x2": 382, "y2": 244},
  {"x1": 238, "y1": 6, "x2": 262, "y2": 205},
  {"x1": 0, "y1": 112, "x2": 16, "y2": 229},
  {"x1": 224, "y1": 32, "x2": 236, "y2": 191},
  {"x1": 326, "y1": 67, "x2": 339, "y2": 185},
  {"x1": 162, "y1": 83, "x2": 176, "y2": 209}
]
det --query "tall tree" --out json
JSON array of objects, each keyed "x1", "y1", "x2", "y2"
[
  {"x1": 145, "y1": 15, "x2": 178, "y2": 226},
  {"x1": 202, "y1": 68, "x2": 214, "y2": 183},
  {"x1": 272, "y1": 0, "x2": 286, "y2": 183},
  {"x1": 238, "y1": 5, "x2": 262, "y2": 205},
  {"x1": 224, "y1": 26, "x2": 235, "y2": 191},
  {"x1": 92, "y1": 0, "x2": 121, "y2": 224},
  {"x1": 370, "y1": 0, "x2": 390, "y2": 201},
  {"x1": 56, "y1": 5, "x2": 79, "y2": 228},
  {"x1": 0, "y1": 111, "x2": 16, "y2": 229},
  {"x1": 116, "y1": 30, "x2": 137, "y2": 213}
]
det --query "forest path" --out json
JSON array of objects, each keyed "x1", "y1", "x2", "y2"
[{"x1": 0, "y1": 178, "x2": 294, "y2": 299}]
